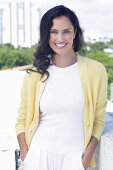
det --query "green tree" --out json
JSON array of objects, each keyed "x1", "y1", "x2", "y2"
[{"x1": 87, "y1": 51, "x2": 113, "y2": 99}]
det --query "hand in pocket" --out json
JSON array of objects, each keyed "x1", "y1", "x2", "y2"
[
  {"x1": 81, "y1": 155, "x2": 88, "y2": 170},
  {"x1": 21, "y1": 147, "x2": 28, "y2": 162}
]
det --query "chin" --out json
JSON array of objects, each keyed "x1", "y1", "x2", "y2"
[
  {"x1": 56, "y1": 52, "x2": 66, "y2": 55},
  {"x1": 53, "y1": 49, "x2": 68, "y2": 55}
]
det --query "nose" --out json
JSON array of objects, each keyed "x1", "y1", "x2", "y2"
[{"x1": 57, "y1": 33, "x2": 64, "y2": 42}]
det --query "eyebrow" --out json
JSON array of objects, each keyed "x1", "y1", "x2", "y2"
[{"x1": 50, "y1": 28, "x2": 73, "y2": 31}]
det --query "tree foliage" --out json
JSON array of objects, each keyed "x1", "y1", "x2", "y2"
[{"x1": 0, "y1": 43, "x2": 35, "y2": 69}]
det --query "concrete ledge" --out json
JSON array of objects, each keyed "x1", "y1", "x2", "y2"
[{"x1": 93, "y1": 113, "x2": 113, "y2": 170}]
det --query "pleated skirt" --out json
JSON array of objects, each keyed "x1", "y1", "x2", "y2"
[{"x1": 23, "y1": 138, "x2": 85, "y2": 170}]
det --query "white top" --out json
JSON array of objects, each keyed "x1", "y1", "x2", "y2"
[{"x1": 32, "y1": 61, "x2": 85, "y2": 152}]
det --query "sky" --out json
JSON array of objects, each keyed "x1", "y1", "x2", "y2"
[{"x1": 0, "y1": 0, "x2": 113, "y2": 46}]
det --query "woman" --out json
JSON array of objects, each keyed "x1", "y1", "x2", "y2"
[{"x1": 15, "y1": 5, "x2": 108, "y2": 170}]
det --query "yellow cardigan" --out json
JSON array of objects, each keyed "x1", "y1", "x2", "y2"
[{"x1": 15, "y1": 55, "x2": 108, "y2": 168}]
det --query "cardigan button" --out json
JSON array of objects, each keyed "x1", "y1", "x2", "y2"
[{"x1": 84, "y1": 120, "x2": 90, "y2": 126}]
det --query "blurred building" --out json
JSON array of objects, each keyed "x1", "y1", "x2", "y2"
[{"x1": 0, "y1": 1, "x2": 41, "y2": 48}]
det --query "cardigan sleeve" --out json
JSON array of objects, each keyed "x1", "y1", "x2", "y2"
[
  {"x1": 15, "y1": 72, "x2": 28, "y2": 137},
  {"x1": 92, "y1": 64, "x2": 108, "y2": 141}
]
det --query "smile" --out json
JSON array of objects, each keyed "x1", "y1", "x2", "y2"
[{"x1": 55, "y1": 43, "x2": 67, "y2": 47}]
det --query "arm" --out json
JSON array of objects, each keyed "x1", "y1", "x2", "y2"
[
  {"x1": 15, "y1": 73, "x2": 28, "y2": 161},
  {"x1": 91, "y1": 64, "x2": 108, "y2": 141},
  {"x1": 17, "y1": 132, "x2": 28, "y2": 161},
  {"x1": 83, "y1": 64, "x2": 108, "y2": 169},
  {"x1": 82, "y1": 136, "x2": 98, "y2": 170},
  {"x1": 15, "y1": 73, "x2": 28, "y2": 136}
]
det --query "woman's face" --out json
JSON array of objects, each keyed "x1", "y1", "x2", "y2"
[{"x1": 49, "y1": 16, "x2": 76, "y2": 55}]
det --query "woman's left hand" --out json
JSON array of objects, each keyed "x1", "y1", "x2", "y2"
[
  {"x1": 81, "y1": 136, "x2": 99, "y2": 170},
  {"x1": 81, "y1": 157, "x2": 88, "y2": 170}
]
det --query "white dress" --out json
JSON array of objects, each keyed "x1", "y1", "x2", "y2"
[{"x1": 23, "y1": 61, "x2": 86, "y2": 170}]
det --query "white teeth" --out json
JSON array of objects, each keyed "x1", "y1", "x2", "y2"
[{"x1": 55, "y1": 44, "x2": 66, "y2": 47}]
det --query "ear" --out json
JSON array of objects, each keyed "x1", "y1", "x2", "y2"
[{"x1": 74, "y1": 28, "x2": 77, "y2": 38}]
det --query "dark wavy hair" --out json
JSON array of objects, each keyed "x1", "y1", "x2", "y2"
[{"x1": 27, "y1": 5, "x2": 84, "y2": 82}]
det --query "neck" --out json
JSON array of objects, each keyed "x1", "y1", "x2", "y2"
[{"x1": 51, "y1": 52, "x2": 77, "y2": 68}]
